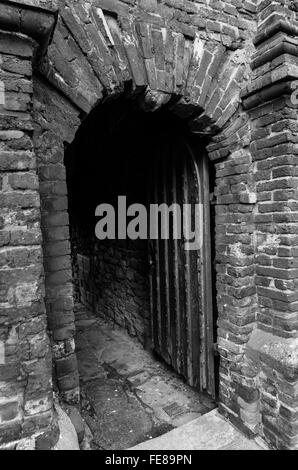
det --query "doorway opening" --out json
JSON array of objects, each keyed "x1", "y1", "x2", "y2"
[{"x1": 65, "y1": 96, "x2": 217, "y2": 449}]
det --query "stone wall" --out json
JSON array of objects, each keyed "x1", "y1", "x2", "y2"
[{"x1": 75, "y1": 241, "x2": 151, "y2": 346}]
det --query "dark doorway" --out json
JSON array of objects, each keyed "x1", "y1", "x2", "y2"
[{"x1": 65, "y1": 96, "x2": 216, "y2": 399}]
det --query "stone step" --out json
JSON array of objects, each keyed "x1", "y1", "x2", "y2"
[{"x1": 129, "y1": 409, "x2": 267, "y2": 451}]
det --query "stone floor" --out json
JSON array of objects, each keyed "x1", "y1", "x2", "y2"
[{"x1": 74, "y1": 304, "x2": 216, "y2": 450}]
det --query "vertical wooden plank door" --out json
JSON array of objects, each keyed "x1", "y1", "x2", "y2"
[{"x1": 148, "y1": 132, "x2": 215, "y2": 399}]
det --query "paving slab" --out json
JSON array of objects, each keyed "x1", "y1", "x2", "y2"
[
  {"x1": 54, "y1": 405, "x2": 80, "y2": 451},
  {"x1": 129, "y1": 409, "x2": 266, "y2": 451}
]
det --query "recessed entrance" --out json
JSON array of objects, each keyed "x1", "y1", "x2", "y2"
[{"x1": 64, "y1": 96, "x2": 217, "y2": 447}]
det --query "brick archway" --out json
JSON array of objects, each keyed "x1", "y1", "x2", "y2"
[
  {"x1": 34, "y1": 0, "x2": 258, "y2": 447},
  {"x1": 41, "y1": 1, "x2": 251, "y2": 137},
  {"x1": 34, "y1": 0, "x2": 254, "y2": 408}
]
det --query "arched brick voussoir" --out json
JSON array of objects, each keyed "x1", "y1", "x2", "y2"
[
  {"x1": 40, "y1": 2, "x2": 139, "y2": 114},
  {"x1": 206, "y1": 109, "x2": 251, "y2": 161},
  {"x1": 38, "y1": 2, "x2": 252, "y2": 136},
  {"x1": 170, "y1": 38, "x2": 227, "y2": 123},
  {"x1": 185, "y1": 49, "x2": 249, "y2": 136},
  {"x1": 39, "y1": 17, "x2": 105, "y2": 114}
]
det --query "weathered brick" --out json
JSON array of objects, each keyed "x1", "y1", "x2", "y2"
[
  {"x1": 8, "y1": 173, "x2": 39, "y2": 190},
  {"x1": 0, "y1": 401, "x2": 19, "y2": 424}
]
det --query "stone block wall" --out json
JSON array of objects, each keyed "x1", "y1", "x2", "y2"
[{"x1": 75, "y1": 241, "x2": 151, "y2": 346}]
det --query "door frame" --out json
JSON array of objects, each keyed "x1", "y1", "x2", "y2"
[{"x1": 188, "y1": 143, "x2": 216, "y2": 399}]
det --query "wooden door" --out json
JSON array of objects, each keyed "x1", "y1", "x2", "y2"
[{"x1": 148, "y1": 132, "x2": 215, "y2": 398}]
